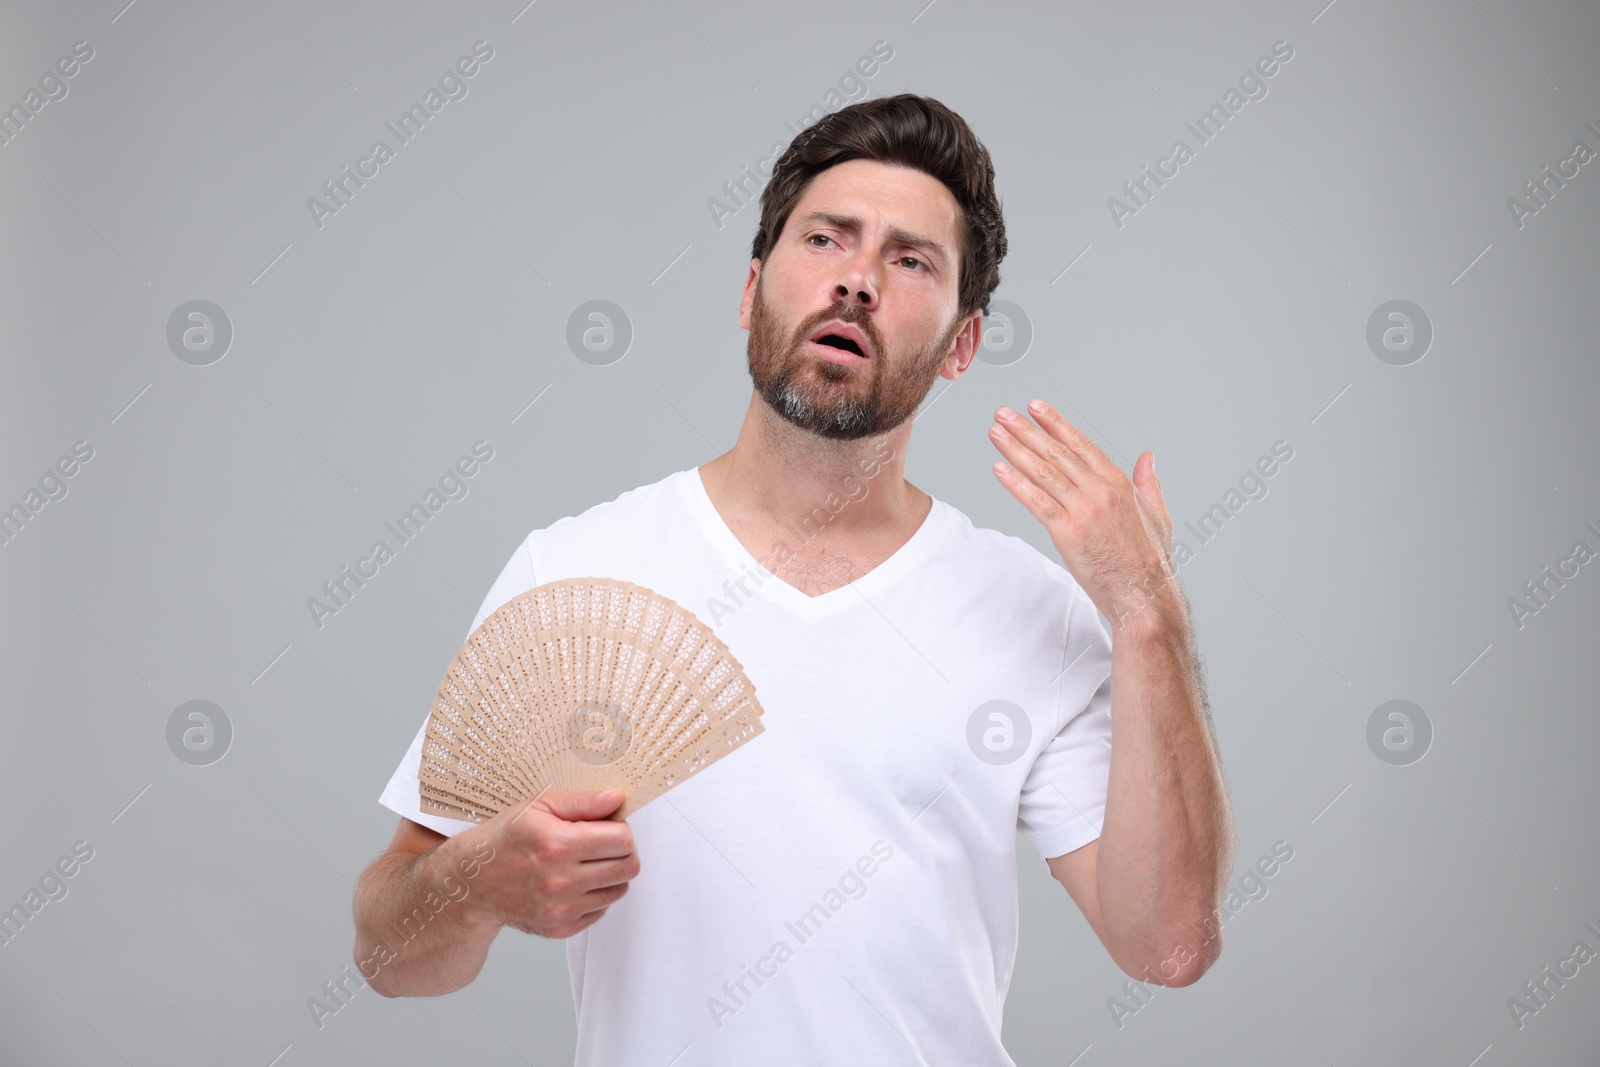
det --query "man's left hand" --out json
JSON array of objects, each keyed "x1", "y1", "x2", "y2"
[{"x1": 988, "y1": 398, "x2": 1183, "y2": 634}]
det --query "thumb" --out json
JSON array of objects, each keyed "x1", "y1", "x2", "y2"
[
  {"x1": 1134, "y1": 451, "x2": 1160, "y2": 495},
  {"x1": 530, "y1": 787, "x2": 628, "y2": 822}
]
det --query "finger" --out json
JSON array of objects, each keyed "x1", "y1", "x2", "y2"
[
  {"x1": 991, "y1": 405, "x2": 1096, "y2": 493},
  {"x1": 1022, "y1": 398, "x2": 1121, "y2": 482},
  {"x1": 1132, "y1": 451, "x2": 1170, "y2": 520},
  {"x1": 533, "y1": 788, "x2": 627, "y2": 822},
  {"x1": 559, "y1": 856, "x2": 637, "y2": 903},
  {"x1": 577, "y1": 853, "x2": 639, "y2": 891},
  {"x1": 504, "y1": 795, "x2": 632, "y2": 859},
  {"x1": 989, "y1": 417, "x2": 1099, "y2": 523},
  {"x1": 992, "y1": 457, "x2": 1072, "y2": 534},
  {"x1": 578, "y1": 881, "x2": 629, "y2": 912},
  {"x1": 504, "y1": 793, "x2": 542, "y2": 832},
  {"x1": 570, "y1": 821, "x2": 636, "y2": 862}
]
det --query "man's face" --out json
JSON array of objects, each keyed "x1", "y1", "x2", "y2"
[{"x1": 740, "y1": 159, "x2": 981, "y2": 441}]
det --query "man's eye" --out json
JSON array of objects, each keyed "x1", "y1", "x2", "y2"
[
  {"x1": 808, "y1": 234, "x2": 836, "y2": 247},
  {"x1": 900, "y1": 256, "x2": 926, "y2": 271}
]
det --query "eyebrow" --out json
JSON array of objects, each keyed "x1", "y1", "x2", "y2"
[{"x1": 796, "y1": 210, "x2": 953, "y2": 269}]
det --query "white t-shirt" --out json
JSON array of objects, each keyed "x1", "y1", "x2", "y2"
[{"x1": 379, "y1": 465, "x2": 1114, "y2": 1066}]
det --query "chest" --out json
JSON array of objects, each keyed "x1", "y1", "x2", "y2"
[
  {"x1": 720, "y1": 519, "x2": 918, "y2": 600},
  {"x1": 678, "y1": 614, "x2": 1047, "y2": 833}
]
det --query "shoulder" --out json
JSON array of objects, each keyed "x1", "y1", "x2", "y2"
[
  {"x1": 519, "y1": 466, "x2": 694, "y2": 578},
  {"x1": 934, "y1": 496, "x2": 1080, "y2": 597},
  {"x1": 532, "y1": 467, "x2": 686, "y2": 542},
  {"x1": 469, "y1": 468, "x2": 689, "y2": 628},
  {"x1": 924, "y1": 496, "x2": 1104, "y2": 661}
]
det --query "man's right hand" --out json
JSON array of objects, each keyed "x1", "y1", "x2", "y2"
[
  {"x1": 354, "y1": 788, "x2": 640, "y2": 997},
  {"x1": 457, "y1": 789, "x2": 641, "y2": 940}
]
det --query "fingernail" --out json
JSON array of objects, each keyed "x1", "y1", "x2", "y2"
[{"x1": 996, "y1": 405, "x2": 1017, "y2": 421}]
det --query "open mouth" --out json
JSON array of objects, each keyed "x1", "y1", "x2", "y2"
[
  {"x1": 813, "y1": 333, "x2": 865, "y2": 357},
  {"x1": 808, "y1": 334, "x2": 869, "y2": 364}
]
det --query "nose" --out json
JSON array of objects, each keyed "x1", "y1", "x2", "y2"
[{"x1": 832, "y1": 249, "x2": 878, "y2": 310}]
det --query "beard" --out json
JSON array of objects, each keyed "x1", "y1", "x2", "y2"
[{"x1": 746, "y1": 277, "x2": 963, "y2": 441}]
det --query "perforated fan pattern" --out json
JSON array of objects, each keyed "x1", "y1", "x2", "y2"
[{"x1": 419, "y1": 577, "x2": 765, "y2": 822}]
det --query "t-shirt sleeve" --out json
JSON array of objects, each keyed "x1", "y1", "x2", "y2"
[
  {"x1": 1016, "y1": 574, "x2": 1115, "y2": 861},
  {"x1": 376, "y1": 532, "x2": 540, "y2": 838}
]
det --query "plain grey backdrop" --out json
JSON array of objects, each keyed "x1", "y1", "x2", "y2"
[{"x1": 3, "y1": 0, "x2": 1598, "y2": 1063}]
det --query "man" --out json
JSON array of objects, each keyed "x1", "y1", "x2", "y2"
[{"x1": 354, "y1": 93, "x2": 1234, "y2": 1064}]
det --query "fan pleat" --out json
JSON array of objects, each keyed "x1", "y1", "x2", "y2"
[{"x1": 418, "y1": 577, "x2": 764, "y2": 822}]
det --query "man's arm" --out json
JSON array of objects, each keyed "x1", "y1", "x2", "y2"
[
  {"x1": 352, "y1": 789, "x2": 640, "y2": 998},
  {"x1": 352, "y1": 817, "x2": 503, "y2": 998},
  {"x1": 987, "y1": 397, "x2": 1235, "y2": 987},
  {"x1": 1047, "y1": 597, "x2": 1233, "y2": 987}
]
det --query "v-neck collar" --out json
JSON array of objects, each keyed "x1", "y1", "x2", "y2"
[{"x1": 679, "y1": 466, "x2": 948, "y2": 620}]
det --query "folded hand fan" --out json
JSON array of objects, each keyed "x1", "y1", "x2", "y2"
[{"x1": 418, "y1": 576, "x2": 764, "y2": 822}]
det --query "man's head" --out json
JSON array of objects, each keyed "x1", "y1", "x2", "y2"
[{"x1": 739, "y1": 94, "x2": 1008, "y2": 440}]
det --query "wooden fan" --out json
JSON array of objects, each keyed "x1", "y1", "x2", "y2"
[{"x1": 418, "y1": 576, "x2": 765, "y2": 822}]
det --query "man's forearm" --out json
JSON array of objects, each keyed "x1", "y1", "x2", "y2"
[
  {"x1": 1097, "y1": 596, "x2": 1234, "y2": 984},
  {"x1": 352, "y1": 833, "x2": 501, "y2": 998}
]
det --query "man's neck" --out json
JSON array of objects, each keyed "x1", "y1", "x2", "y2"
[{"x1": 698, "y1": 390, "x2": 927, "y2": 545}]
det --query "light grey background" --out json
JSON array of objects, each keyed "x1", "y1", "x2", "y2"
[{"x1": 3, "y1": 0, "x2": 1598, "y2": 1063}]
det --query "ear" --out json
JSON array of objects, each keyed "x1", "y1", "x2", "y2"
[
  {"x1": 939, "y1": 308, "x2": 985, "y2": 380},
  {"x1": 738, "y1": 260, "x2": 762, "y2": 330}
]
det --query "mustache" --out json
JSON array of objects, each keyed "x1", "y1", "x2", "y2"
[{"x1": 794, "y1": 304, "x2": 881, "y2": 353}]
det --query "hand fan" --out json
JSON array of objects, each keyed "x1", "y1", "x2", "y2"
[{"x1": 418, "y1": 576, "x2": 765, "y2": 822}]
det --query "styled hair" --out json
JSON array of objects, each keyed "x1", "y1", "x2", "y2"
[{"x1": 750, "y1": 94, "x2": 1007, "y2": 318}]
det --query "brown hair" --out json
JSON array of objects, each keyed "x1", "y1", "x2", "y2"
[{"x1": 750, "y1": 94, "x2": 1007, "y2": 319}]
